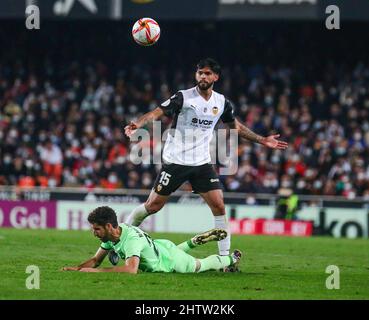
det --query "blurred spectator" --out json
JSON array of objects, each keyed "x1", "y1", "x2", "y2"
[
  {"x1": 274, "y1": 188, "x2": 300, "y2": 220},
  {"x1": 38, "y1": 140, "x2": 63, "y2": 184}
]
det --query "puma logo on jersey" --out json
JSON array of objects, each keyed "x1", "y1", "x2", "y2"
[
  {"x1": 210, "y1": 178, "x2": 219, "y2": 183},
  {"x1": 192, "y1": 118, "x2": 213, "y2": 125}
]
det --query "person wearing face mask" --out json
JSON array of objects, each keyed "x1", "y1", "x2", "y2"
[
  {"x1": 0, "y1": 155, "x2": 13, "y2": 185},
  {"x1": 100, "y1": 172, "x2": 122, "y2": 190}
]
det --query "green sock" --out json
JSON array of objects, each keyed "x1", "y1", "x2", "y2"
[
  {"x1": 177, "y1": 239, "x2": 196, "y2": 252},
  {"x1": 197, "y1": 255, "x2": 233, "y2": 273}
]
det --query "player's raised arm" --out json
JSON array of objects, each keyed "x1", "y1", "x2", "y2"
[
  {"x1": 62, "y1": 247, "x2": 108, "y2": 271},
  {"x1": 227, "y1": 118, "x2": 288, "y2": 150},
  {"x1": 221, "y1": 98, "x2": 288, "y2": 150},
  {"x1": 124, "y1": 107, "x2": 164, "y2": 138},
  {"x1": 124, "y1": 92, "x2": 183, "y2": 139}
]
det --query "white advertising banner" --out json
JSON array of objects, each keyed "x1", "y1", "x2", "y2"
[
  {"x1": 54, "y1": 201, "x2": 368, "y2": 238},
  {"x1": 57, "y1": 201, "x2": 156, "y2": 232},
  {"x1": 56, "y1": 201, "x2": 216, "y2": 233}
]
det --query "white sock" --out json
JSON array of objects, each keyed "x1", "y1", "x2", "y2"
[
  {"x1": 125, "y1": 204, "x2": 150, "y2": 226},
  {"x1": 214, "y1": 215, "x2": 231, "y2": 256}
]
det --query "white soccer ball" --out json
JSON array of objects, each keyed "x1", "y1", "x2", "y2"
[{"x1": 132, "y1": 18, "x2": 160, "y2": 46}]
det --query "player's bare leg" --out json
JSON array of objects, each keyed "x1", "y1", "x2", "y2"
[
  {"x1": 199, "y1": 189, "x2": 231, "y2": 256},
  {"x1": 177, "y1": 228, "x2": 227, "y2": 252},
  {"x1": 125, "y1": 189, "x2": 168, "y2": 226}
]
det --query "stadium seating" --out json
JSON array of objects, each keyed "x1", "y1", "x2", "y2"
[{"x1": 0, "y1": 21, "x2": 368, "y2": 199}]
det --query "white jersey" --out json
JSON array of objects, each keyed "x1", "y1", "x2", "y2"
[{"x1": 159, "y1": 86, "x2": 235, "y2": 166}]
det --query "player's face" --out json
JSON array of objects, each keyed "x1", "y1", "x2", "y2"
[
  {"x1": 196, "y1": 67, "x2": 219, "y2": 91},
  {"x1": 91, "y1": 223, "x2": 110, "y2": 242}
]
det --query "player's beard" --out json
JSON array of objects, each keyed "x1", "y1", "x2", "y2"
[
  {"x1": 197, "y1": 80, "x2": 213, "y2": 91},
  {"x1": 97, "y1": 232, "x2": 109, "y2": 242}
]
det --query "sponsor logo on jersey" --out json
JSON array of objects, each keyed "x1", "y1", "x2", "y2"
[
  {"x1": 210, "y1": 178, "x2": 219, "y2": 182},
  {"x1": 191, "y1": 118, "x2": 213, "y2": 125},
  {"x1": 212, "y1": 106, "x2": 219, "y2": 115}
]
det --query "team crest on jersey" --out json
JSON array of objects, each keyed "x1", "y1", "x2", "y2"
[
  {"x1": 203, "y1": 107, "x2": 207, "y2": 113},
  {"x1": 212, "y1": 106, "x2": 218, "y2": 115},
  {"x1": 157, "y1": 184, "x2": 162, "y2": 192}
]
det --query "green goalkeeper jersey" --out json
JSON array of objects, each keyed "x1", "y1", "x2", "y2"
[{"x1": 100, "y1": 223, "x2": 178, "y2": 273}]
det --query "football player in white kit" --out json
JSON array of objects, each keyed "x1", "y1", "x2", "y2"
[{"x1": 124, "y1": 58, "x2": 288, "y2": 270}]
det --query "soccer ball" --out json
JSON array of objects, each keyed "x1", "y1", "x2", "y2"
[{"x1": 132, "y1": 18, "x2": 160, "y2": 46}]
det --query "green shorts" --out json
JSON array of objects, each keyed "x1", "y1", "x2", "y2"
[
  {"x1": 172, "y1": 248, "x2": 197, "y2": 273},
  {"x1": 154, "y1": 239, "x2": 197, "y2": 273}
]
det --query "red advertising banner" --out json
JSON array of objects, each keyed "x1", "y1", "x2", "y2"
[
  {"x1": 230, "y1": 218, "x2": 313, "y2": 237},
  {"x1": 0, "y1": 200, "x2": 57, "y2": 229}
]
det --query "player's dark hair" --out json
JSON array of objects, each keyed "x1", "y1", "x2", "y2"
[
  {"x1": 88, "y1": 206, "x2": 118, "y2": 228},
  {"x1": 197, "y1": 58, "x2": 221, "y2": 75}
]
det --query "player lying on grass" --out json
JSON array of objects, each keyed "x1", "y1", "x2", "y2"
[{"x1": 62, "y1": 206, "x2": 242, "y2": 274}]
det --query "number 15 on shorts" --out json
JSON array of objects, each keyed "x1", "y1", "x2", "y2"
[{"x1": 159, "y1": 171, "x2": 172, "y2": 186}]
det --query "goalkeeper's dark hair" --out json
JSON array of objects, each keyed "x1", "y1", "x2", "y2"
[
  {"x1": 197, "y1": 58, "x2": 221, "y2": 75},
  {"x1": 88, "y1": 206, "x2": 118, "y2": 228}
]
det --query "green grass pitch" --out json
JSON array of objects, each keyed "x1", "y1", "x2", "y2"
[{"x1": 0, "y1": 228, "x2": 368, "y2": 300}]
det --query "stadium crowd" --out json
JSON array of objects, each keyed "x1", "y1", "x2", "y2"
[{"x1": 0, "y1": 22, "x2": 368, "y2": 199}]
